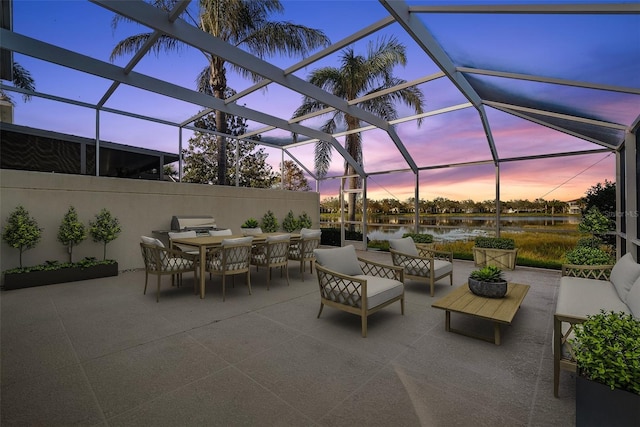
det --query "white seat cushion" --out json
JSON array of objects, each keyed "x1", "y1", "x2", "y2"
[
  {"x1": 314, "y1": 245, "x2": 363, "y2": 276},
  {"x1": 222, "y1": 236, "x2": 253, "y2": 246},
  {"x1": 141, "y1": 236, "x2": 165, "y2": 248},
  {"x1": 625, "y1": 276, "x2": 640, "y2": 319},
  {"x1": 353, "y1": 275, "x2": 404, "y2": 309},
  {"x1": 389, "y1": 237, "x2": 419, "y2": 257},
  {"x1": 266, "y1": 233, "x2": 290, "y2": 242},
  {"x1": 209, "y1": 229, "x2": 232, "y2": 236},
  {"x1": 610, "y1": 252, "x2": 640, "y2": 301},
  {"x1": 556, "y1": 276, "x2": 632, "y2": 318}
]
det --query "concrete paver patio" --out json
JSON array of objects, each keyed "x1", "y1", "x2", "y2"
[{"x1": 1, "y1": 249, "x2": 576, "y2": 426}]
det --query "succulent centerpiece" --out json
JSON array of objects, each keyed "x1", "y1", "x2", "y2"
[{"x1": 468, "y1": 265, "x2": 508, "y2": 298}]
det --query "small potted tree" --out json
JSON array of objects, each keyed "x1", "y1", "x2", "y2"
[
  {"x1": 472, "y1": 236, "x2": 518, "y2": 270},
  {"x1": 467, "y1": 265, "x2": 508, "y2": 298},
  {"x1": 58, "y1": 206, "x2": 86, "y2": 263},
  {"x1": 89, "y1": 208, "x2": 122, "y2": 261},
  {"x1": 261, "y1": 210, "x2": 279, "y2": 233},
  {"x1": 282, "y1": 210, "x2": 299, "y2": 233},
  {"x1": 1, "y1": 205, "x2": 42, "y2": 269},
  {"x1": 297, "y1": 212, "x2": 312, "y2": 230},
  {"x1": 572, "y1": 311, "x2": 640, "y2": 426}
]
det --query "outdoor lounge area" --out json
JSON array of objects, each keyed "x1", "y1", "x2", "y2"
[{"x1": 1, "y1": 251, "x2": 576, "y2": 426}]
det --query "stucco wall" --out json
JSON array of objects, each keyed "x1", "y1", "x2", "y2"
[{"x1": 0, "y1": 170, "x2": 319, "y2": 272}]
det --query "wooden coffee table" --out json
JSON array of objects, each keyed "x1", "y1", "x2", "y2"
[{"x1": 431, "y1": 283, "x2": 530, "y2": 345}]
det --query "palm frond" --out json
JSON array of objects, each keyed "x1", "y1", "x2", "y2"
[
  {"x1": 241, "y1": 22, "x2": 330, "y2": 58},
  {"x1": 315, "y1": 139, "x2": 333, "y2": 178},
  {"x1": 109, "y1": 34, "x2": 184, "y2": 62},
  {"x1": 11, "y1": 63, "x2": 35, "y2": 102}
]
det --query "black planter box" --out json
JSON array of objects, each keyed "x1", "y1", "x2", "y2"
[
  {"x1": 3, "y1": 262, "x2": 119, "y2": 290},
  {"x1": 576, "y1": 375, "x2": 640, "y2": 427}
]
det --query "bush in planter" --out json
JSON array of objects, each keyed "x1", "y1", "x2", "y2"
[
  {"x1": 261, "y1": 210, "x2": 278, "y2": 232},
  {"x1": 89, "y1": 209, "x2": 122, "y2": 260},
  {"x1": 565, "y1": 246, "x2": 613, "y2": 265},
  {"x1": 474, "y1": 236, "x2": 515, "y2": 250},
  {"x1": 57, "y1": 206, "x2": 87, "y2": 263},
  {"x1": 297, "y1": 212, "x2": 312, "y2": 230},
  {"x1": 241, "y1": 218, "x2": 259, "y2": 229},
  {"x1": 572, "y1": 310, "x2": 640, "y2": 394},
  {"x1": 282, "y1": 210, "x2": 298, "y2": 233},
  {"x1": 1, "y1": 205, "x2": 42, "y2": 268}
]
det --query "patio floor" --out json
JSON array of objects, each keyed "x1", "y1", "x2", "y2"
[{"x1": 1, "y1": 249, "x2": 577, "y2": 426}]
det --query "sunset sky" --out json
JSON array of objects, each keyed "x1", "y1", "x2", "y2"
[{"x1": 8, "y1": 0, "x2": 637, "y2": 202}]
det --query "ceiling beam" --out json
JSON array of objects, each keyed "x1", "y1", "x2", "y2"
[{"x1": 409, "y1": 3, "x2": 640, "y2": 14}]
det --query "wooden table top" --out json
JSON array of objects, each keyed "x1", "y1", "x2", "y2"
[
  {"x1": 431, "y1": 283, "x2": 530, "y2": 325},
  {"x1": 171, "y1": 232, "x2": 299, "y2": 248}
]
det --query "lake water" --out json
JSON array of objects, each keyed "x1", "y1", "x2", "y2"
[{"x1": 322, "y1": 215, "x2": 580, "y2": 242}]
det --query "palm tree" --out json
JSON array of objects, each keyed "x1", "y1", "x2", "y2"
[
  {"x1": 292, "y1": 37, "x2": 425, "y2": 227},
  {"x1": 0, "y1": 62, "x2": 36, "y2": 105},
  {"x1": 110, "y1": 0, "x2": 330, "y2": 185}
]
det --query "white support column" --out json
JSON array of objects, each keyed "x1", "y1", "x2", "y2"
[
  {"x1": 95, "y1": 109, "x2": 100, "y2": 176},
  {"x1": 623, "y1": 131, "x2": 638, "y2": 256}
]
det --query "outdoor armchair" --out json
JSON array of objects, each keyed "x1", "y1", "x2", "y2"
[
  {"x1": 206, "y1": 236, "x2": 253, "y2": 301},
  {"x1": 251, "y1": 234, "x2": 291, "y2": 290},
  {"x1": 140, "y1": 236, "x2": 198, "y2": 302},
  {"x1": 314, "y1": 245, "x2": 404, "y2": 337},
  {"x1": 389, "y1": 237, "x2": 453, "y2": 297},
  {"x1": 288, "y1": 228, "x2": 321, "y2": 281}
]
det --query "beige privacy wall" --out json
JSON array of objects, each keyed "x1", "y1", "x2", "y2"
[{"x1": 0, "y1": 170, "x2": 319, "y2": 272}]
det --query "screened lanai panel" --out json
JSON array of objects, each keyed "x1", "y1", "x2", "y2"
[
  {"x1": 464, "y1": 74, "x2": 639, "y2": 128},
  {"x1": 418, "y1": 163, "x2": 497, "y2": 202},
  {"x1": 418, "y1": 11, "x2": 640, "y2": 88},
  {"x1": 484, "y1": 108, "x2": 613, "y2": 158},
  {"x1": 360, "y1": 128, "x2": 410, "y2": 174},
  {"x1": 11, "y1": 97, "x2": 96, "y2": 140},
  {"x1": 397, "y1": 107, "x2": 492, "y2": 167},
  {"x1": 511, "y1": 109, "x2": 627, "y2": 149}
]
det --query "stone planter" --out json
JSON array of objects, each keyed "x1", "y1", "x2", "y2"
[
  {"x1": 241, "y1": 227, "x2": 262, "y2": 236},
  {"x1": 3, "y1": 262, "x2": 119, "y2": 290},
  {"x1": 472, "y1": 247, "x2": 518, "y2": 270},
  {"x1": 468, "y1": 277, "x2": 508, "y2": 298},
  {"x1": 576, "y1": 375, "x2": 640, "y2": 427}
]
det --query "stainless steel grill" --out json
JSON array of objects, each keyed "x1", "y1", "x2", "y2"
[{"x1": 170, "y1": 215, "x2": 217, "y2": 234}]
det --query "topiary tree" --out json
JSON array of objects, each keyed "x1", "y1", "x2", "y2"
[
  {"x1": 57, "y1": 206, "x2": 86, "y2": 263},
  {"x1": 261, "y1": 210, "x2": 278, "y2": 233},
  {"x1": 297, "y1": 212, "x2": 312, "y2": 229},
  {"x1": 89, "y1": 209, "x2": 122, "y2": 260},
  {"x1": 282, "y1": 210, "x2": 298, "y2": 232},
  {"x1": 1, "y1": 205, "x2": 42, "y2": 268}
]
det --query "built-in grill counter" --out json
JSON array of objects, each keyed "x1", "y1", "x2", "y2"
[{"x1": 152, "y1": 215, "x2": 221, "y2": 244}]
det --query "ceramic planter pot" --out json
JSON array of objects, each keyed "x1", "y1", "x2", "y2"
[
  {"x1": 468, "y1": 277, "x2": 508, "y2": 298},
  {"x1": 576, "y1": 375, "x2": 640, "y2": 427}
]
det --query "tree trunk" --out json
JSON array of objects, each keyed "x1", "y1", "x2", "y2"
[{"x1": 211, "y1": 58, "x2": 228, "y2": 186}]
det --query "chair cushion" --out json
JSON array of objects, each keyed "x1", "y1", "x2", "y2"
[
  {"x1": 209, "y1": 229, "x2": 232, "y2": 236},
  {"x1": 314, "y1": 245, "x2": 363, "y2": 276},
  {"x1": 266, "y1": 233, "x2": 290, "y2": 242},
  {"x1": 168, "y1": 230, "x2": 197, "y2": 240},
  {"x1": 301, "y1": 228, "x2": 322, "y2": 238},
  {"x1": 610, "y1": 252, "x2": 640, "y2": 301},
  {"x1": 222, "y1": 236, "x2": 253, "y2": 246},
  {"x1": 389, "y1": 237, "x2": 419, "y2": 257},
  {"x1": 141, "y1": 236, "x2": 165, "y2": 248},
  {"x1": 353, "y1": 275, "x2": 404, "y2": 309},
  {"x1": 400, "y1": 259, "x2": 452, "y2": 277},
  {"x1": 556, "y1": 276, "x2": 632, "y2": 318},
  {"x1": 626, "y1": 276, "x2": 640, "y2": 319}
]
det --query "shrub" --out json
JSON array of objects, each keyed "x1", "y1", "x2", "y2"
[
  {"x1": 298, "y1": 212, "x2": 312, "y2": 229},
  {"x1": 261, "y1": 210, "x2": 278, "y2": 232},
  {"x1": 474, "y1": 236, "x2": 516, "y2": 250},
  {"x1": 565, "y1": 246, "x2": 613, "y2": 265},
  {"x1": 402, "y1": 232, "x2": 434, "y2": 244},
  {"x1": 576, "y1": 236, "x2": 603, "y2": 249},
  {"x1": 572, "y1": 311, "x2": 640, "y2": 394},
  {"x1": 241, "y1": 218, "x2": 259, "y2": 228},
  {"x1": 282, "y1": 210, "x2": 298, "y2": 232},
  {"x1": 89, "y1": 209, "x2": 122, "y2": 260},
  {"x1": 57, "y1": 206, "x2": 86, "y2": 263},
  {"x1": 1, "y1": 205, "x2": 42, "y2": 268}
]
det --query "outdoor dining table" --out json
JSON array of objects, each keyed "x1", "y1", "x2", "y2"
[{"x1": 170, "y1": 233, "x2": 299, "y2": 299}]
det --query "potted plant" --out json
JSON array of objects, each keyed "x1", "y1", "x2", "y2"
[
  {"x1": 297, "y1": 212, "x2": 312, "y2": 230},
  {"x1": 282, "y1": 210, "x2": 299, "y2": 233},
  {"x1": 1, "y1": 205, "x2": 42, "y2": 269},
  {"x1": 572, "y1": 310, "x2": 640, "y2": 426},
  {"x1": 89, "y1": 208, "x2": 122, "y2": 261},
  {"x1": 261, "y1": 210, "x2": 278, "y2": 232},
  {"x1": 472, "y1": 236, "x2": 518, "y2": 270},
  {"x1": 57, "y1": 206, "x2": 86, "y2": 263},
  {"x1": 241, "y1": 218, "x2": 261, "y2": 235},
  {"x1": 468, "y1": 265, "x2": 508, "y2": 298}
]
